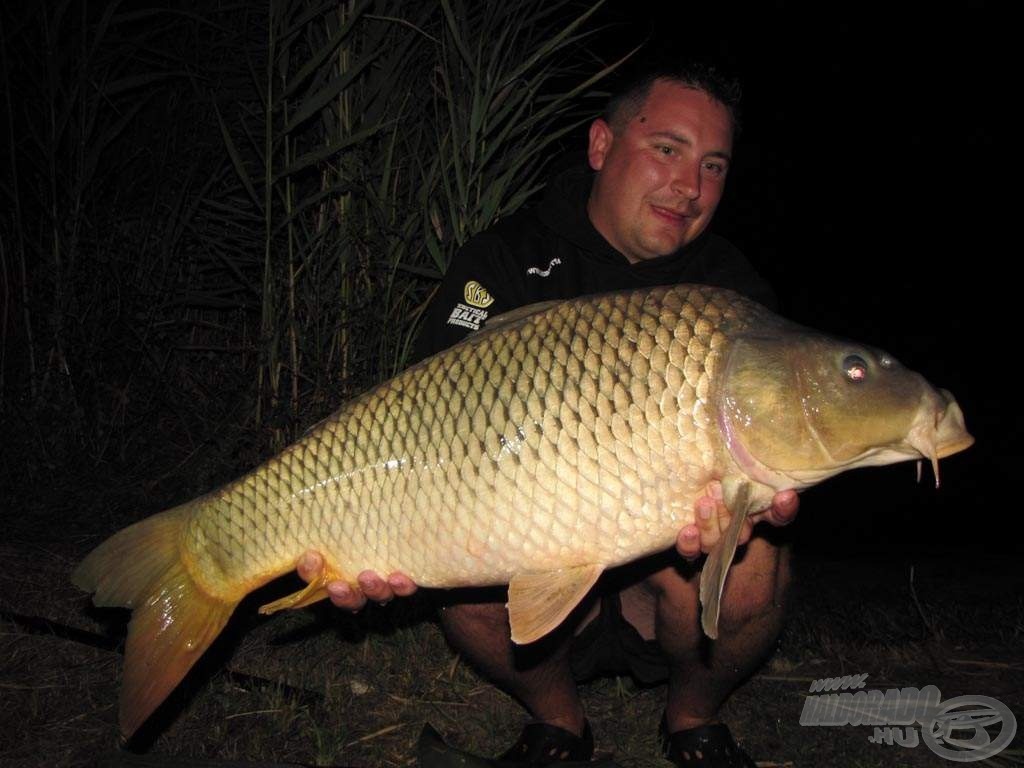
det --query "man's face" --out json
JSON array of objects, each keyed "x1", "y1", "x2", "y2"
[{"x1": 587, "y1": 80, "x2": 734, "y2": 264}]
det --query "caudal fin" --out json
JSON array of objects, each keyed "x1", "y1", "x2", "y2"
[{"x1": 72, "y1": 506, "x2": 237, "y2": 737}]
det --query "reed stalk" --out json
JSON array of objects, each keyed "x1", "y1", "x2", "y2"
[{"x1": 1, "y1": 0, "x2": 627, "y2": 481}]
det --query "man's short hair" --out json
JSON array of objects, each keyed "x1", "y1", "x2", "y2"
[{"x1": 603, "y1": 61, "x2": 743, "y2": 136}]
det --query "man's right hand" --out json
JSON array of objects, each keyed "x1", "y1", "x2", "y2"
[{"x1": 297, "y1": 551, "x2": 418, "y2": 611}]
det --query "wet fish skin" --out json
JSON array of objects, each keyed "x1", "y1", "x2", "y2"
[
  {"x1": 72, "y1": 284, "x2": 972, "y2": 737},
  {"x1": 186, "y1": 285, "x2": 741, "y2": 596}
]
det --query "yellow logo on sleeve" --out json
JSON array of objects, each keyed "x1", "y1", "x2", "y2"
[{"x1": 463, "y1": 281, "x2": 495, "y2": 308}]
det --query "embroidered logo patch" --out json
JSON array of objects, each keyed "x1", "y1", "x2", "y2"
[
  {"x1": 526, "y1": 257, "x2": 561, "y2": 278},
  {"x1": 446, "y1": 303, "x2": 488, "y2": 331},
  {"x1": 446, "y1": 281, "x2": 493, "y2": 330},
  {"x1": 463, "y1": 280, "x2": 494, "y2": 308}
]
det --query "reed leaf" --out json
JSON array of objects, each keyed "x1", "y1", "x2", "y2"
[
  {"x1": 2, "y1": 0, "x2": 632, "y2": 478},
  {"x1": 214, "y1": 102, "x2": 262, "y2": 209}
]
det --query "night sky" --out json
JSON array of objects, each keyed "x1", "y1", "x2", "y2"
[{"x1": 600, "y1": 2, "x2": 1012, "y2": 555}]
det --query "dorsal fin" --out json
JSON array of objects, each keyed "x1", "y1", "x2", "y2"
[
  {"x1": 440, "y1": 298, "x2": 567, "y2": 355},
  {"x1": 478, "y1": 299, "x2": 565, "y2": 334}
]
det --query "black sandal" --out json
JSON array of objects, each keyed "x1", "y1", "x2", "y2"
[
  {"x1": 496, "y1": 720, "x2": 595, "y2": 766},
  {"x1": 660, "y1": 720, "x2": 756, "y2": 768}
]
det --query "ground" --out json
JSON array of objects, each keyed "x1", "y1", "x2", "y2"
[{"x1": 1, "y1": 479, "x2": 1021, "y2": 768}]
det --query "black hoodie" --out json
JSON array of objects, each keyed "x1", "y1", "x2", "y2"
[{"x1": 413, "y1": 166, "x2": 776, "y2": 362}]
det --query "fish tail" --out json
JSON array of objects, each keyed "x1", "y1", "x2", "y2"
[{"x1": 72, "y1": 505, "x2": 237, "y2": 737}]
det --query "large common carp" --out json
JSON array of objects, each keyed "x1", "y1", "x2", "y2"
[{"x1": 74, "y1": 284, "x2": 972, "y2": 737}]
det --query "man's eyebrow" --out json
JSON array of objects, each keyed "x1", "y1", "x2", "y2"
[
  {"x1": 648, "y1": 131, "x2": 732, "y2": 162},
  {"x1": 649, "y1": 130, "x2": 691, "y2": 145}
]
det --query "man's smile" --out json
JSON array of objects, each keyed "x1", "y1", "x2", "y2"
[{"x1": 649, "y1": 203, "x2": 696, "y2": 224}]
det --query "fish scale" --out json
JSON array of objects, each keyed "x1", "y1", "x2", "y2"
[
  {"x1": 179, "y1": 285, "x2": 734, "y2": 599},
  {"x1": 74, "y1": 283, "x2": 972, "y2": 737}
]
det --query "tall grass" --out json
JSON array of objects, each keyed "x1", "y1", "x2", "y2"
[
  {"x1": 0, "y1": 0, "x2": 626, "y2": 489},
  {"x1": 0, "y1": 1, "x2": 207, "y2": 474}
]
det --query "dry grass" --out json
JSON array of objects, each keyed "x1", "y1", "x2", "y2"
[{"x1": 2, "y1": 482, "x2": 1021, "y2": 768}]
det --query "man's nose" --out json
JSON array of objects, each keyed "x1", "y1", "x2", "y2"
[{"x1": 671, "y1": 162, "x2": 700, "y2": 199}]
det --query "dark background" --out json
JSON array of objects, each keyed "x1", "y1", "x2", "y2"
[
  {"x1": 3, "y1": 1, "x2": 1013, "y2": 556},
  {"x1": 597, "y1": 1, "x2": 1012, "y2": 556}
]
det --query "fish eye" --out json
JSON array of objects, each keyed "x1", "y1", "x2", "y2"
[{"x1": 843, "y1": 354, "x2": 868, "y2": 382}]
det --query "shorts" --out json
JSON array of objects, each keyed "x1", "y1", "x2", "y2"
[{"x1": 568, "y1": 591, "x2": 670, "y2": 686}]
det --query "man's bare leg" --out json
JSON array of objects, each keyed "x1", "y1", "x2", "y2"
[
  {"x1": 632, "y1": 535, "x2": 791, "y2": 732},
  {"x1": 439, "y1": 595, "x2": 590, "y2": 736},
  {"x1": 439, "y1": 525, "x2": 788, "y2": 740}
]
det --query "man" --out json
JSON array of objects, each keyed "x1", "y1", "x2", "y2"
[{"x1": 299, "y1": 64, "x2": 798, "y2": 767}]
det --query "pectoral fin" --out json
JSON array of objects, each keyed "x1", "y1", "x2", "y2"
[
  {"x1": 698, "y1": 483, "x2": 751, "y2": 640},
  {"x1": 507, "y1": 564, "x2": 603, "y2": 644},
  {"x1": 259, "y1": 562, "x2": 346, "y2": 615}
]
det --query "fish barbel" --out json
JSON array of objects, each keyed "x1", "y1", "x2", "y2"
[{"x1": 73, "y1": 284, "x2": 972, "y2": 736}]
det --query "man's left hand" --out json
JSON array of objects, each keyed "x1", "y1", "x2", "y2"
[{"x1": 675, "y1": 487, "x2": 798, "y2": 560}]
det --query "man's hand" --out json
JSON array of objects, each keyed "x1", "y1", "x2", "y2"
[
  {"x1": 296, "y1": 551, "x2": 418, "y2": 611},
  {"x1": 675, "y1": 486, "x2": 799, "y2": 560}
]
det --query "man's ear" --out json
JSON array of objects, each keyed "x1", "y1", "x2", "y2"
[{"x1": 587, "y1": 118, "x2": 614, "y2": 171}]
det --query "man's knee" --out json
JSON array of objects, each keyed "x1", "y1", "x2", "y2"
[
  {"x1": 715, "y1": 538, "x2": 791, "y2": 632},
  {"x1": 643, "y1": 537, "x2": 791, "y2": 632},
  {"x1": 639, "y1": 566, "x2": 701, "y2": 651},
  {"x1": 643, "y1": 566, "x2": 698, "y2": 616}
]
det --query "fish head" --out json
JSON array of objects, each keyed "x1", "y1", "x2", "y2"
[{"x1": 718, "y1": 331, "x2": 973, "y2": 489}]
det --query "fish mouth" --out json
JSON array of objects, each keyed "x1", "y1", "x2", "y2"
[
  {"x1": 905, "y1": 388, "x2": 974, "y2": 487},
  {"x1": 934, "y1": 434, "x2": 975, "y2": 459}
]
